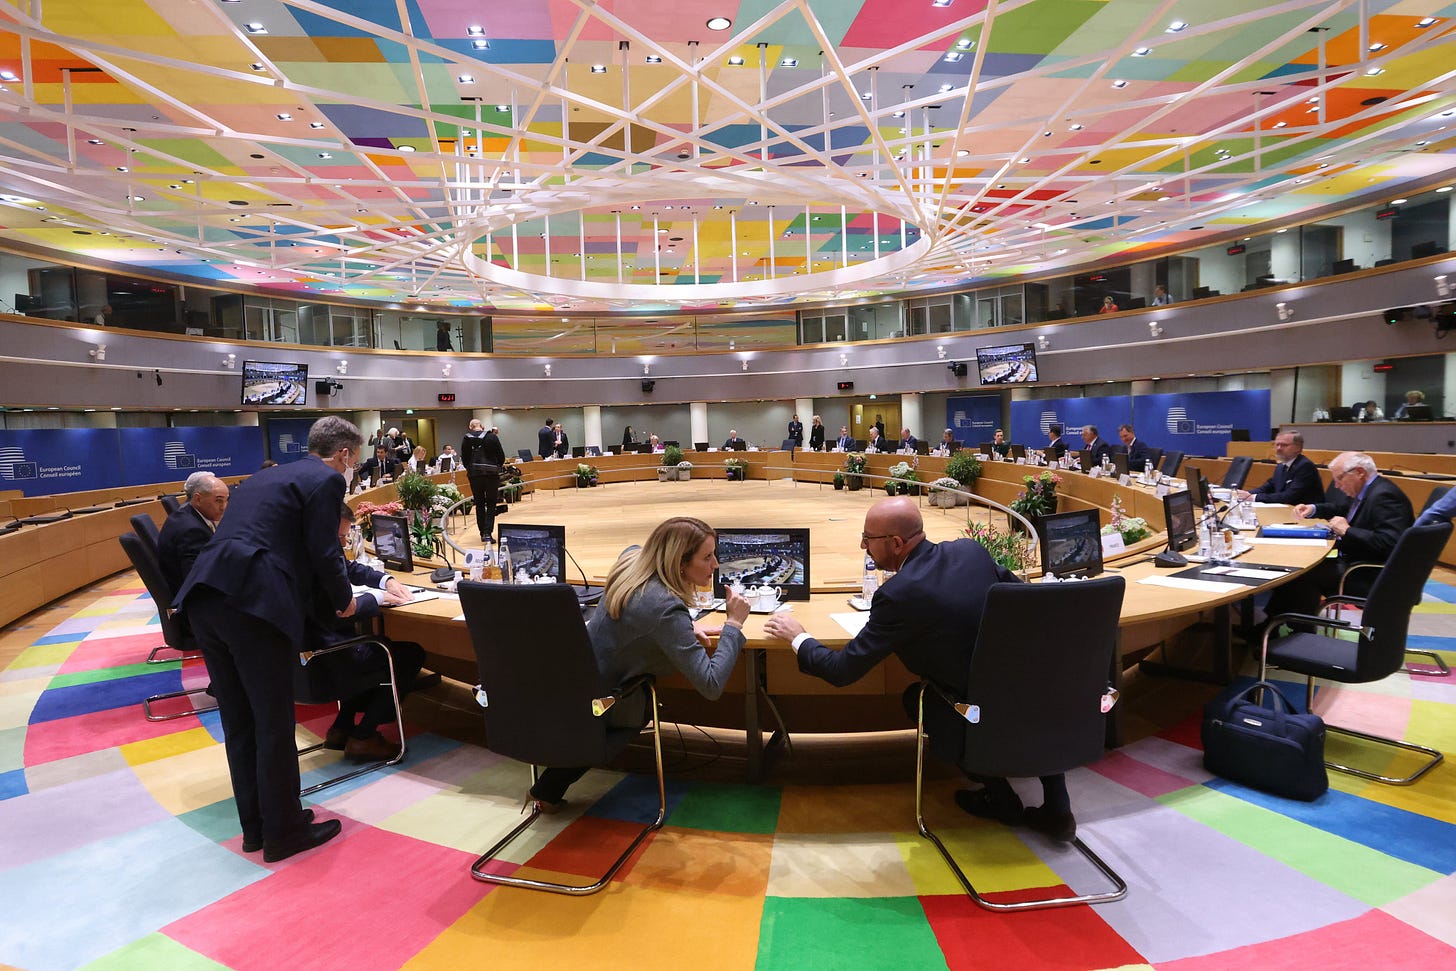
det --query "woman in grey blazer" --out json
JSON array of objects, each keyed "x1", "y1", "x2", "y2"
[{"x1": 528, "y1": 517, "x2": 751, "y2": 809}]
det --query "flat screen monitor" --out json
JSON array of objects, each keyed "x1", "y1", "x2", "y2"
[
  {"x1": 712, "y1": 527, "x2": 811, "y2": 601},
  {"x1": 606, "y1": 445, "x2": 622, "y2": 455},
  {"x1": 370, "y1": 513, "x2": 413, "y2": 572},
  {"x1": 978, "y1": 441, "x2": 995, "y2": 455},
  {"x1": 437, "y1": 454, "x2": 454, "y2": 472},
  {"x1": 1007, "y1": 443, "x2": 1027, "y2": 461},
  {"x1": 1403, "y1": 404, "x2": 1434, "y2": 421},
  {"x1": 1162, "y1": 490, "x2": 1198, "y2": 553},
  {"x1": 584, "y1": 445, "x2": 601, "y2": 457},
  {"x1": 975, "y1": 342, "x2": 1039, "y2": 385},
  {"x1": 1333, "y1": 258, "x2": 1356, "y2": 274},
  {"x1": 496, "y1": 522, "x2": 566, "y2": 583},
  {"x1": 1036, "y1": 508, "x2": 1103, "y2": 578},
  {"x1": 694, "y1": 442, "x2": 709, "y2": 452},
  {"x1": 1182, "y1": 463, "x2": 1210, "y2": 509},
  {"x1": 242, "y1": 361, "x2": 308, "y2": 406},
  {"x1": 571, "y1": 446, "x2": 585, "y2": 458},
  {"x1": 731, "y1": 440, "x2": 748, "y2": 451},
  {"x1": 517, "y1": 449, "x2": 534, "y2": 461}
]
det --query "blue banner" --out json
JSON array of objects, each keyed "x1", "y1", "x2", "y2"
[
  {"x1": 1133, "y1": 390, "x2": 1270, "y2": 457},
  {"x1": 119, "y1": 427, "x2": 266, "y2": 486},
  {"x1": 945, "y1": 395, "x2": 1002, "y2": 445},
  {"x1": 0, "y1": 428, "x2": 124, "y2": 496},
  {"x1": 1010, "y1": 396, "x2": 1133, "y2": 448},
  {"x1": 265, "y1": 418, "x2": 318, "y2": 464}
]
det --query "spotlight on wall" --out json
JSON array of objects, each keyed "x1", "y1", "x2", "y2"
[
  {"x1": 543, "y1": 363, "x2": 552, "y2": 376},
  {"x1": 441, "y1": 361, "x2": 453, "y2": 377},
  {"x1": 741, "y1": 359, "x2": 749, "y2": 372},
  {"x1": 1436, "y1": 275, "x2": 1451, "y2": 298},
  {"x1": 839, "y1": 352, "x2": 849, "y2": 367},
  {"x1": 1276, "y1": 302, "x2": 1295, "y2": 321},
  {"x1": 335, "y1": 359, "x2": 348, "y2": 375},
  {"x1": 1036, "y1": 335, "x2": 1050, "y2": 350},
  {"x1": 642, "y1": 362, "x2": 651, "y2": 375},
  {"x1": 1148, "y1": 320, "x2": 1163, "y2": 337},
  {"x1": 89, "y1": 343, "x2": 106, "y2": 361},
  {"x1": 222, "y1": 353, "x2": 236, "y2": 369},
  {"x1": 936, "y1": 344, "x2": 947, "y2": 359}
]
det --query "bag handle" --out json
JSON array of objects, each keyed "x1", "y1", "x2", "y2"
[{"x1": 1232, "y1": 680, "x2": 1300, "y2": 722}]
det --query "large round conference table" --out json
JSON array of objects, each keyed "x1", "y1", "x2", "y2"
[{"x1": 371, "y1": 451, "x2": 1331, "y2": 780}]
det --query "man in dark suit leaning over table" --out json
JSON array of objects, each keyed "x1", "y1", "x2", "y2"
[
  {"x1": 1263, "y1": 451, "x2": 1413, "y2": 628},
  {"x1": 157, "y1": 471, "x2": 230, "y2": 591},
  {"x1": 764, "y1": 497, "x2": 1080, "y2": 841},
  {"x1": 1236, "y1": 429, "x2": 1324, "y2": 506},
  {"x1": 175, "y1": 416, "x2": 362, "y2": 863}
]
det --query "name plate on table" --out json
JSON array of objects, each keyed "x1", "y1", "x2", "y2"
[
  {"x1": 1100, "y1": 533, "x2": 1126, "y2": 557},
  {"x1": 1118, "y1": 473, "x2": 1131, "y2": 486},
  {"x1": 1155, "y1": 482, "x2": 1170, "y2": 498}
]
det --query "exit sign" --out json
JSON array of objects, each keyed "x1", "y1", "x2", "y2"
[{"x1": 437, "y1": 392, "x2": 457, "y2": 403}]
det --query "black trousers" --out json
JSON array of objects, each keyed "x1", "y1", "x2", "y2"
[
  {"x1": 1264, "y1": 556, "x2": 1352, "y2": 630},
  {"x1": 529, "y1": 687, "x2": 650, "y2": 804},
  {"x1": 324, "y1": 640, "x2": 425, "y2": 738},
  {"x1": 467, "y1": 470, "x2": 500, "y2": 539},
  {"x1": 188, "y1": 591, "x2": 311, "y2": 845}
]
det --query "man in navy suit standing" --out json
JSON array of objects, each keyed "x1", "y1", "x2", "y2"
[
  {"x1": 763, "y1": 498, "x2": 1079, "y2": 841},
  {"x1": 537, "y1": 416, "x2": 556, "y2": 459},
  {"x1": 176, "y1": 416, "x2": 362, "y2": 862},
  {"x1": 787, "y1": 414, "x2": 804, "y2": 448},
  {"x1": 1236, "y1": 430, "x2": 1323, "y2": 506}
]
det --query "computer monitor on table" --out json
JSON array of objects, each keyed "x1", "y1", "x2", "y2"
[
  {"x1": 571, "y1": 446, "x2": 585, "y2": 458},
  {"x1": 1109, "y1": 452, "x2": 1128, "y2": 476},
  {"x1": 1402, "y1": 404, "x2": 1434, "y2": 421},
  {"x1": 712, "y1": 527, "x2": 811, "y2": 601},
  {"x1": 606, "y1": 444, "x2": 622, "y2": 455},
  {"x1": 1036, "y1": 508, "x2": 1103, "y2": 578},
  {"x1": 1007, "y1": 443, "x2": 1027, "y2": 461},
  {"x1": 694, "y1": 442, "x2": 709, "y2": 452},
  {"x1": 370, "y1": 514, "x2": 413, "y2": 572},
  {"x1": 1333, "y1": 258, "x2": 1356, "y2": 274},
  {"x1": 1183, "y1": 463, "x2": 1210, "y2": 509},
  {"x1": 730, "y1": 440, "x2": 748, "y2": 451},
  {"x1": 1162, "y1": 490, "x2": 1199, "y2": 554},
  {"x1": 496, "y1": 522, "x2": 566, "y2": 583},
  {"x1": 517, "y1": 449, "x2": 533, "y2": 462}
]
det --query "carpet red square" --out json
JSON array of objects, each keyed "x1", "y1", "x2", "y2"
[{"x1": 921, "y1": 888, "x2": 1146, "y2": 970}]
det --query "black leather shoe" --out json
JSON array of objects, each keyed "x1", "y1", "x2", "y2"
[
  {"x1": 1023, "y1": 805, "x2": 1078, "y2": 842},
  {"x1": 242, "y1": 809, "x2": 314, "y2": 853},
  {"x1": 953, "y1": 788, "x2": 1022, "y2": 825},
  {"x1": 262, "y1": 818, "x2": 342, "y2": 863}
]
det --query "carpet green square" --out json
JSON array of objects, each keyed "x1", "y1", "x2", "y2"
[
  {"x1": 176, "y1": 799, "x2": 245, "y2": 845},
  {"x1": 755, "y1": 896, "x2": 945, "y2": 971},
  {"x1": 666, "y1": 782, "x2": 781, "y2": 834},
  {"x1": 51, "y1": 661, "x2": 169, "y2": 689},
  {"x1": 80, "y1": 933, "x2": 230, "y2": 971}
]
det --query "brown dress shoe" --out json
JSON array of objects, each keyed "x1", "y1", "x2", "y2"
[
  {"x1": 343, "y1": 732, "x2": 402, "y2": 762},
  {"x1": 323, "y1": 727, "x2": 349, "y2": 751}
]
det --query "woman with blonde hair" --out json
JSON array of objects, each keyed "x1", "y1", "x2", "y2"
[{"x1": 527, "y1": 516, "x2": 750, "y2": 810}]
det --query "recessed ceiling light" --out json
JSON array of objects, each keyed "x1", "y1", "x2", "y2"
[
  {"x1": 1416, "y1": 17, "x2": 1437, "y2": 28},
  {"x1": 956, "y1": 150, "x2": 969, "y2": 157},
  {"x1": 115, "y1": 165, "x2": 128, "y2": 172},
  {"x1": 128, "y1": 195, "x2": 144, "y2": 202},
  {"x1": 318, "y1": 152, "x2": 331, "y2": 159},
  {"x1": 1132, "y1": 47, "x2": 1151, "y2": 56},
  {"x1": 645, "y1": 54, "x2": 661, "y2": 63},
  {"x1": 276, "y1": 112, "x2": 292, "y2": 120},
  {"x1": 957, "y1": 38, "x2": 974, "y2": 49},
  {"x1": 1068, "y1": 123, "x2": 1083, "y2": 131},
  {"x1": 458, "y1": 74, "x2": 475, "y2": 83},
  {"x1": 471, "y1": 38, "x2": 490, "y2": 50},
  {"x1": 727, "y1": 56, "x2": 744, "y2": 66},
  {"x1": 1368, "y1": 42, "x2": 1387, "y2": 52},
  {"x1": 1392, "y1": 197, "x2": 1408, "y2": 204},
  {"x1": 780, "y1": 57, "x2": 797, "y2": 67},
  {"x1": 0, "y1": 70, "x2": 17, "y2": 82},
  {"x1": 309, "y1": 121, "x2": 325, "y2": 129},
  {"x1": 1111, "y1": 79, "x2": 1128, "y2": 88},
  {"x1": 466, "y1": 25, "x2": 485, "y2": 36},
  {"x1": 244, "y1": 22, "x2": 267, "y2": 33},
  {"x1": 932, "y1": 0, "x2": 953, "y2": 7},
  {"x1": 1166, "y1": 21, "x2": 1188, "y2": 32},
  {"x1": 1366, "y1": 67, "x2": 1384, "y2": 76},
  {"x1": 1273, "y1": 121, "x2": 1288, "y2": 128},
  {"x1": 1018, "y1": 156, "x2": 1031, "y2": 163},
  {"x1": 590, "y1": 64, "x2": 606, "y2": 73},
  {"x1": 399, "y1": 145, "x2": 415, "y2": 152},
  {"x1": 250, "y1": 63, "x2": 265, "y2": 71},
  {"x1": 943, "y1": 51, "x2": 963, "y2": 63},
  {"x1": 939, "y1": 83, "x2": 953, "y2": 92},
  {"x1": 706, "y1": 17, "x2": 731, "y2": 30},
  {"x1": 496, "y1": 104, "x2": 510, "y2": 111}
]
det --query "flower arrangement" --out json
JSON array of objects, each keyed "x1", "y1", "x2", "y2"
[
  {"x1": 1102, "y1": 495, "x2": 1151, "y2": 544},
  {"x1": 724, "y1": 457, "x2": 748, "y2": 480},
  {"x1": 964, "y1": 521, "x2": 1033, "y2": 572},
  {"x1": 353, "y1": 499, "x2": 402, "y2": 540},
  {"x1": 1009, "y1": 471, "x2": 1061, "y2": 520},
  {"x1": 886, "y1": 460, "x2": 921, "y2": 495},
  {"x1": 575, "y1": 462, "x2": 599, "y2": 486},
  {"x1": 433, "y1": 481, "x2": 471, "y2": 515},
  {"x1": 842, "y1": 452, "x2": 867, "y2": 475},
  {"x1": 393, "y1": 472, "x2": 443, "y2": 558}
]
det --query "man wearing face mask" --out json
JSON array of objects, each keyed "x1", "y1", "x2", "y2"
[{"x1": 174, "y1": 416, "x2": 362, "y2": 863}]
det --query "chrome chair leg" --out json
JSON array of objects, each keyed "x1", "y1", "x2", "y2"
[
  {"x1": 147, "y1": 643, "x2": 201, "y2": 663},
  {"x1": 1405, "y1": 649, "x2": 1451, "y2": 677},
  {"x1": 297, "y1": 639, "x2": 408, "y2": 797},
  {"x1": 471, "y1": 686, "x2": 667, "y2": 895},
  {"x1": 913, "y1": 684, "x2": 1126, "y2": 911},
  {"x1": 142, "y1": 685, "x2": 218, "y2": 721},
  {"x1": 1323, "y1": 724, "x2": 1445, "y2": 785}
]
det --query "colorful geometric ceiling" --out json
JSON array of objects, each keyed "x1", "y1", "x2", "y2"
[{"x1": 0, "y1": 0, "x2": 1454, "y2": 313}]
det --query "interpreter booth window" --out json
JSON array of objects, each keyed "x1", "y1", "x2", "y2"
[
  {"x1": 848, "y1": 301, "x2": 900, "y2": 340},
  {"x1": 491, "y1": 316, "x2": 597, "y2": 354},
  {"x1": 696, "y1": 312, "x2": 796, "y2": 350},
  {"x1": 905, "y1": 298, "x2": 953, "y2": 335}
]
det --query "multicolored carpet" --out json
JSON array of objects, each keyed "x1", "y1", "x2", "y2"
[{"x1": 2, "y1": 573, "x2": 1455, "y2": 970}]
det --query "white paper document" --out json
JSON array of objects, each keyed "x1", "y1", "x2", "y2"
[
  {"x1": 832, "y1": 612, "x2": 871, "y2": 637},
  {"x1": 1137, "y1": 575, "x2": 1245, "y2": 594},
  {"x1": 1250, "y1": 537, "x2": 1331, "y2": 547}
]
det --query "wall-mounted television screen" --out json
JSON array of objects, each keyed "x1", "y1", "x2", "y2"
[
  {"x1": 975, "y1": 342, "x2": 1039, "y2": 385},
  {"x1": 242, "y1": 361, "x2": 308, "y2": 406}
]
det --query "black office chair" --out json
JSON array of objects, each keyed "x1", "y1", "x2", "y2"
[
  {"x1": 129, "y1": 513, "x2": 161, "y2": 561},
  {"x1": 117, "y1": 532, "x2": 217, "y2": 720},
  {"x1": 459, "y1": 581, "x2": 665, "y2": 895},
  {"x1": 1220, "y1": 456, "x2": 1253, "y2": 490},
  {"x1": 914, "y1": 576, "x2": 1128, "y2": 911},
  {"x1": 1158, "y1": 450, "x2": 1184, "y2": 477},
  {"x1": 1261, "y1": 522, "x2": 1451, "y2": 785},
  {"x1": 159, "y1": 494, "x2": 181, "y2": 515},
  {"x1": 293, "y1": 635, "x2": 408, "y2": 796}
]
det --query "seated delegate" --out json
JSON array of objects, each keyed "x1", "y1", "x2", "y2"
[
  {"x1": 358, "y1": 445, "x2": 400, "y2": 485},
  {"x1": 1236, "y1": 430, "x2": 1323, "y2": 506},
  {"x1": 526, "y1": 517, "x2": 751, "y2": 811},
  {"x1": 764, "y1": 498, "x2": 1077, "y2": 840}
]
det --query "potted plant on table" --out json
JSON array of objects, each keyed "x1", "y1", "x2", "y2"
[
  {"x1": 842, "y1": 452, "x2": 866, "y2": 491},
  {"x1": 724, "y1": 457, "x2": 748, "y2": 481},
  {"x1": 394, "y1": 471, "x2": 442, "y2": 558},
  {"x1": 660, "y1": 445, "x2": 686, "y2": 481},
  {"x1": 964, "y1": 520, "x2": 1034, "y2": 573},
  {"x1": 1102, "y1": 495, "x2": 1151, "y2": 545},
  {"x1": 575, "y1": 462, "x2": 599, "y2": 488},
  {"x1": 1009, "y1": 470, "x2": 1061, "y2": 528},
  {"x1": 945, "y1": 451, "x2": 983, "y2": 490}
]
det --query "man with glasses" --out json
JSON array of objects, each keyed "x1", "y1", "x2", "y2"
[
  {"x1": 1236, "y1": 429, "x2": 1323, "y2": 506},
  {"x1": 764, "y1": 497, "x2": 1080, "y2": 842},
  {"x1": 1264, "y1": 451, "x2": 1413, "y2": 626}
]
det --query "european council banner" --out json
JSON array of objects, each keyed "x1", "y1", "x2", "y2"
[
  {"x1": 266, "y1": 417, "x2": 318, "y2": 464},
  {"x1": 1010, "y1": 396, "x2": 1133, "y2": 447},
  {"x1": 1133, "y1": 390, "x2": 1270, "y2": 457},
  {"x1": 0, "y1": 428, "x2": 124, "y2": 496},
  {"x1": 119, "y1": 426, "x2": 266, "y2": 486},
  {"x1": 945, "y1": 395, "x2": 1002, "y2": 445}
]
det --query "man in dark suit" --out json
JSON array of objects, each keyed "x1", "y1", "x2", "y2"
[
  {"x1": 157, "y1": 471, "x2": 229, "y2": 591},
  {"x1": 358, "y1": 444, "x2": 400, "y2": 485},
  {"x1": 175, "y1": 416, "x2": 361, "y2": 863},
  {"x1": 538, "y1": 417, "x2": 556, "y2": 459},
  {"x1": 1264, "y1": 451, "x2": 1414, "y2": 624},
  {"x1": 723, "y1": 429, "x2": 746, "y2": 450},
  {"x1": 1117, "y1": 423, "x2": 1154, "y2": 472},
  {"x1": 865, "y1": 427, "x2": 885, "y2": 453},
  {"x1": 1237, "y1": 430, "x2": 1324, "y2": 506},
  {"x1": 764, "y1": 498, "x2": 1078, "y2": 841},
  {"x1": 1080, "y1": 424, "x2": 1113, "y2": 465},
  {"x1": 1045, "y1": 423, "x2": 1071, "y2": 459},
  {"x1": 834, "y1": 426, "x2": 854, "y2": 450},
  {"x1": 897, "y1": 427, "x2": 918, "y2": 453},
  {"x1": 787, "y1": 414, "x2": 804, "y2": 448}
]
